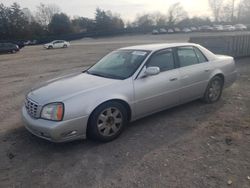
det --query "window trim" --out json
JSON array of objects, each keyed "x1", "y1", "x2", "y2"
[
  {"x1": 175, "y1": 46, "x2": 204, "y2": 68},
  {"x1": 193, "y1": 46, "x2": 208, "y2": 63},
  {"x1": 146, "y1": 48, "x2": 176, "y2": 72},
  {"x1": 135, "y1": 47, "x2": 178, "y2": 79}
]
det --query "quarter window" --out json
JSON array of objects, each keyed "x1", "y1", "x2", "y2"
[
  {"x1": 177, "y1": 47, "x2": 199, "y2": 67},
  {"x1": 147, "y1": 49, "x2": 175, "y2": 72},
  {"x1": 194, "y1": 47, "x2": 207, "y2": 63}
]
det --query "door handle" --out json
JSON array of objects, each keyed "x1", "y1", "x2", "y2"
[{"x1": 169, "y1": 78, "x2": 178, "y2": 81}]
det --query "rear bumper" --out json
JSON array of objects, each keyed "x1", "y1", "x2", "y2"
[{"x1": 22, "y1": 106, "x2": 89, "y2": 143}]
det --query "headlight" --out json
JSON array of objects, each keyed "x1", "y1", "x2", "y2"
[{"x1": 41, "y1": 103, "x2": 64, "y2": 121}]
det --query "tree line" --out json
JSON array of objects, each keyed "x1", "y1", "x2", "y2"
[{"x1": 0, "y1": 1, "x2": 250, "y2": 41}]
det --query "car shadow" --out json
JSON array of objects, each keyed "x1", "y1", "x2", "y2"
[
  {"x1": 0, "y1": 99, "x2": 225, "y2": 187},
  {"x1": 2, "y1": 98, "x2": 225, "y2": 152}
]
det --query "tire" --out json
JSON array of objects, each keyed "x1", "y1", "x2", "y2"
[
  {"x1": 48, "y1": 46, "x2": 53, "y2": 49},
  {"x1": 63, "y1": 44, "x2": 67, "y2": 48},
  {"x1": 203, "y1": 76, "x2": 224, "y2": 103},
  {"x1": 11, "y1": 50, "x2": 16, "y2": 53},
  {"x1": 87, "y1": 101, "x2": 128, "y2": 142}
]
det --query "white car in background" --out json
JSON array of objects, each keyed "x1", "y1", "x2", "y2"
[
  {"x1": 234, "y1": 24, "x2": 247, "y2": 31},
  {"x1": 223, "y1": 25, "x2": 235, "y2": 32},
  {"x1": 182, "y1": 28, "x2": 192, "y2": 33},
  {"x1": 213, "y1": 25, "x2": 224, "y2": 32},
  {"x1": 152, "y1": 29, "x2": 159, "y2": 35},
  {"x1": 44, "y1": 40, "x2": 70, "y2": 49},
  {"x1": 190, "y1": 27, "x2": 198, "y2": 32},
  {"x1": 167, "y1": 29, "x2": 174, "y2": 33}
]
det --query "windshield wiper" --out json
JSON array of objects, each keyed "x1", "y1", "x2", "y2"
[
  {"x1": 86, "y1": 71, "x2": 105, "y2": 78},
  {"x1": 86, "y1": 70, "x2": 124, "y2": 80}
]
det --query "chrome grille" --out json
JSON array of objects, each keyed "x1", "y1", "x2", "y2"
[{"x1": 25, "y1": 98, "x2": 40, "y2": 118}]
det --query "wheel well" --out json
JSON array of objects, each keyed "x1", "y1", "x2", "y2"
[
  {"x1": 99, "y1": 99, "x2": 131, "y2": 121},
  {"x1": 214, "y1": 73, "x2": 225, "y2": 85},
  {"x1": 86, "y1": 99, "x2": 132, "y2": 133}
]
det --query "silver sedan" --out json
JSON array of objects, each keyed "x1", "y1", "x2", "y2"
[{"x1": 22, "y1": 43, "x2": 237, "y2": 142}]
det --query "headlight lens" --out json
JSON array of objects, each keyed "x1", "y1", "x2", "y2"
[{"x1": 41, "y1": 103, "x2": 64, "y2": 121}]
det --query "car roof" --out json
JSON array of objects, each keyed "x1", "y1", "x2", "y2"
[{"x1": 120, "y1": 43, "x2": 199, "y2": 51}]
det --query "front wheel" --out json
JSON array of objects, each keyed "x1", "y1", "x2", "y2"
[
  {"x1": 203, "y1": 76, "x2": 224, "y2": 103},
  {"x1": 87, "y1": 101, "x2": 128, "y2": 142}
]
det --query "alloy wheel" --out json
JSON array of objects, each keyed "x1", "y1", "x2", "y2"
[{"x1": 97, "y1": 107, "x2": 123, "y2": 137}]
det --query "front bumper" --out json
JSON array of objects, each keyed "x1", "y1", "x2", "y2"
[{"x1": 22, "y1": 106, "x2": 89, "y2": 142}]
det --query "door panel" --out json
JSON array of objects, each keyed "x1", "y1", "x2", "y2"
[
  {"x1": 178, "y1": 63, "x2": 211, "y2": 101},
  {"x1": 134, "y1": 69, "x2": 181, "y2": 117},
  {"x1": 176, "y1": 46, "x2": 211, "y2": 102}
]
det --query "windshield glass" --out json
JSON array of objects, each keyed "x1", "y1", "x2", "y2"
[{"x1": 87, "y1": 50, "x2": 150, "y2": 79}]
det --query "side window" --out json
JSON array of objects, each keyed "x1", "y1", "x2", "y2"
[
  {"x1": 194, "y1": 47, "x2": 208, "y2": 63},
  {"x1": 147, "y1": 49, "x2": 175, "y2": 72},
  {"x1": 177, "y1": 47, "x2": 199, "y2": 67}
]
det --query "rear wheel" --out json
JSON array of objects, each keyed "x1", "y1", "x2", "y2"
[
  {"x1": 203, "y1": 76, "x2": 224, "y2": 103},
  {"x1": 87, "y1": 101, "x2": 128, "y2": 142},
  {"x1": 63, "y1": 44, "x2": 67, "y2": 48}
]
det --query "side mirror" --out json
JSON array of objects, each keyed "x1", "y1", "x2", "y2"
[{"x1": 144, "y1": 67, "x2": 160, "y2": 76}]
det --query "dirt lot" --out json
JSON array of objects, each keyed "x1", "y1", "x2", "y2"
[{"x1": 0, "y1": 34, "x2": 250, "y2": 188}]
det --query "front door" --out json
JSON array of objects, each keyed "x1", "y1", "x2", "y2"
[{"x1": 134, "y1": 49, "x2": 181, "y2": 117}]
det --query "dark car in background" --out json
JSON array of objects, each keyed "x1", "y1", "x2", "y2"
[{"x1": 0, "y1": 43, "x2": 19, "y2": 54}]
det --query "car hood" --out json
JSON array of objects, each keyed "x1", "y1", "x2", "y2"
[{"x1": 27, "y1": 72, "x2": 119, "y2": 104}]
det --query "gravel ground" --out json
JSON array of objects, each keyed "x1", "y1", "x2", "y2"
[{"x1": 0, "y1": 34, "x2": 250, "y2": 188}]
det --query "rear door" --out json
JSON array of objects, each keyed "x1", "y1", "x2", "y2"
[
  {"x1": 134, "y1": 49, "x2": 181, "y2": 117},
  {"x1": 53, "y1": 41, "x2": 61, "y2": 48},
  {"x1": 176, "y1": 46, "x2": 211, "y2": 102}
]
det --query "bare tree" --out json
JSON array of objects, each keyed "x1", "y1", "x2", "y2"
[
  {"x1": 22, "y1": 8, "x2": 34, "y2": 23},
  {"x1": 237, "y1": 0, "x2": 250, "y2": 23},
  {"x1": 133, "y1": 14, "x2": 154, "y2": 29},
  {"x1": 152, "y1": 12, "x2": 167, "y2": 27},
  {"x1": 220, "y1": 3, "x2": 233, "y2": 22},
  {"x1": 35, "y1": 3, "x2": 60, "y2": 26},
  {"x1": 208, "y1": 0, "x2": 224, "y2": 22},
  {"x1": 167, "y1": 3, "x2": 188, "y2": 26}
]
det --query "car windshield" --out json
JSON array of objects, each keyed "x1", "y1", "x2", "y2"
[{"x1": 87, "y1": 50, "x2": 150, "y2": 79}]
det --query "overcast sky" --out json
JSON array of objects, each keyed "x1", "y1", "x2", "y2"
[{"x1": 1, "y1": 0, "x2": 213, "y2": 21}]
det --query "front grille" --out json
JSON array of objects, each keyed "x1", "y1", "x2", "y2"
[{"x1": 25, "y1": 98, "x2": 40, "y2": 118}]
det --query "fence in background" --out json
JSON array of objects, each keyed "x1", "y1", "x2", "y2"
[{"x1": 189, "y1": 34, "x2": 250, "y2": 58}]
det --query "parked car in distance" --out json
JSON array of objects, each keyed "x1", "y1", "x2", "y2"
[
  {"x1": 190, "y1": 27, "x2": 198, "y2": 32},
  {"x1": 199, "y1": 25, "x2": 214, "y2": 32},
  {"x1": 0, "y1": 43, "x2": 19, "y2": 54},
  {"x1": 22, "y1": 43, "x2": 237, "y2": 143},
  {"x1": 44, "y1": 40, "x2": 70, "y2": 49},
  {"x1": 24, "y1": 40, "x2": 37, "y2": 46},
  {"x1": 223, "y1": 25, "x2": 235, "y2": 31},
  {"x1": 182, "y1": 28, "x2": 192, "y2": 33},
  {"x1": 234, "y1": 24, "x2": 247, "y2": 31},
  {"x1": 168, "y1": 29, "x2": 174, "y2": 33},
  {"x1": 174, "y1": 27, "x2": 181, "y2": 33},
  {"x1": 159, "y1": 28, "x2": 167, "y2": 34},
  {"x1": 213, "y1": 25, "x2": 224, "y2": 32},
  {"x1": 152, "y1": 29, "x2": 159, "y2": 35}
]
